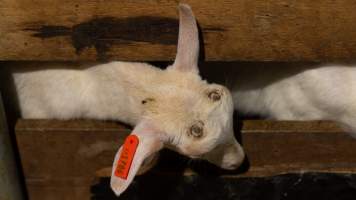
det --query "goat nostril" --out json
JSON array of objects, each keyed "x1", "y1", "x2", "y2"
[
  {"x1": 224, "y1": 163, "x2": 239, "y2": 170},
  {"x1": 230, "y1": 163, "x2": 239, "y2": 169}
]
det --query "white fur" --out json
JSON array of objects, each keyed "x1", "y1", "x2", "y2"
[
  {"x1": 9, "y1": 4, "x2": 244, "y2": 172},
  {"x1": 231, "y1": 63, "x2": 356, "y2": 137}
]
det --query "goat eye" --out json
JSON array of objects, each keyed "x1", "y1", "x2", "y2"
[
  {"x1": 208, "y1": 89, "x2": 221, "y2": 101},
  {"x1": 188, "y1": 121, "x2": 204, "y2": 138}
]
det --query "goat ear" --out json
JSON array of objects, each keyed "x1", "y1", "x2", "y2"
[
  {"x1": 172, "y1": 4, "x2": 199, "y2": 73},
  {"x1": 110, "y1": 121, "x2": 165, "y2": 196}
]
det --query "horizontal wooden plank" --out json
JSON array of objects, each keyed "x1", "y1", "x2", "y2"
[
  {"x1": 15, "y1": 119, "x2": 355, "y2": 178},
  {"x1": 15, "y1": 119, "x2": 356, "y2": 197},
  {"x1": 1, "y1": 0, "x2": 356, "y2": 61}
]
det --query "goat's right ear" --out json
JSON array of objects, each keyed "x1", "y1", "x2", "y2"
[
  {"x1": 110, "y1": 120, "x2": 165, "y2": 196},
  {"x1": 171, "y1": 4, "x2": 200, "y2": 74}
]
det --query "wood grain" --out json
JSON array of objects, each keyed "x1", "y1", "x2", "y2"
[
  {"x1": 15, "y1": 119, "x2": 356, "y2": 199},
  {"x1": 1, "y1": 0, "x2": 356, "y2": 61}
]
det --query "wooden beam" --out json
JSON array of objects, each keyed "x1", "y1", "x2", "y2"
[
  {"x1": 15, "y1": 119, "x2": 356, "y2": 199},
  {"x1": 1, "y1": 0, "x2": 356, "y2": 61}
]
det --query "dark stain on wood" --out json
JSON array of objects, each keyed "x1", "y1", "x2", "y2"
[
  {"x1": 25, "y1": 16, "x2": 181, "y2": 60},
  {"x1": 204, "y1": 27, "x2": 225, "y2": 32},
  {"x1": 28, "y1": 26, "x2": 72, "y2": 38}
]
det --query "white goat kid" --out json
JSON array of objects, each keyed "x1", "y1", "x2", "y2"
[
  {"x1": 10, "y1": 4, "x2": 245, "y2": 196},
  {"x1": 231, "y1": 63, "x2": 356, "y2": 138}
]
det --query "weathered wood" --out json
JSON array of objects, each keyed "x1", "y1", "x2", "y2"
[
  {"x1": 16, "y1": 120, "x2": 130, "y2": 200},
  {"x1": 1, "y1": 0, "x2": 356, "y2": 61},
  {"x1": 240, "y1": 121, "x2": 355, "y2": 177},
  {"x1": 15, "y1": 119, "x2": 356, "y2": 199}
]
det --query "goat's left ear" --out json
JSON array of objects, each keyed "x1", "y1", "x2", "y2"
[
  {"x1": 110, "y1": 121, "x2": 165, "y2": 196},
  {"x1": 171, "y1": 4, "x2": 200, "y2": 74}
]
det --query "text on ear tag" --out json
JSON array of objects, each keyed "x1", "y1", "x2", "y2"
[{"x1": 115, "y1": 135, "x2": 139, "y2": 179}]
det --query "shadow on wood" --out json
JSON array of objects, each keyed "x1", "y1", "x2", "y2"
[
  {"x1": 13, "y1": 119, "x2": 356, "y2": 199},
  {"x1": 90, "y1": 173, "x2": 356, "y2": 200}
]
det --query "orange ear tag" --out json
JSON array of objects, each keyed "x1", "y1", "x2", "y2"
[{"x1": 115, "y1": 135, "x2": 139, "y2": 179}]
